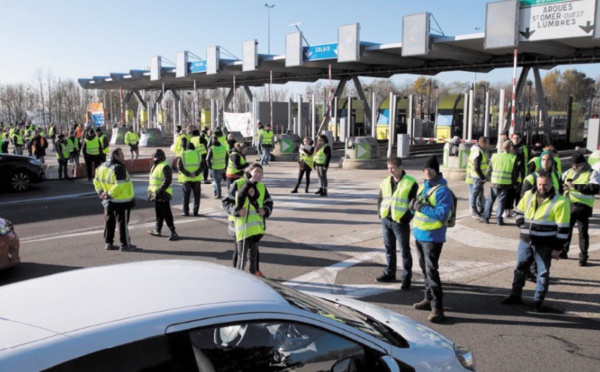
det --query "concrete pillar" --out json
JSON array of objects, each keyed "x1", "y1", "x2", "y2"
[{"x1": 468, "y1": 89, "x2": 474, "y2": 141}]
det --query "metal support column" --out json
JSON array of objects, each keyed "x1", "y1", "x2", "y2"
[
  {"x1": 532, "y1": 67, "x2": 551, "y2": 144},
  {"x1": 371, "y1": 92, "x2": 377, "y2": 137},
  {"x1": 297, "y1": 94, "x2": 303, "y2": 136},
  {"x1": 352, "y1": 76, "x2": 372, "y2": 134},
  {"x1": 498, "y1": 89, "x2": 505, "y2": 152},
  {"x1": 311, "y1": 94, "x2": 316, "y2": 140},
  {"x1": 468, "y1": 89, "x2": 474, "y2": 141}
]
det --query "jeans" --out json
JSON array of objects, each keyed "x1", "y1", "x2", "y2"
[
  {"x1": 261, "y1": 146, "x2": 272, "y2": 165},
  {"x1": 182, "y1": 181, "x2": 201, "y2": 215},
  {"x1": 416, "y1": 241, "x2": 444, "y2": 311},
  {"x1": 315, "y1": 165, "x2": 328, "y2": 191},
  {"x1": 211, "y1": 169, "x2": 224, "y2": 198},
  {"x1": 471, "y1": 178, "x2": 485, "y2": 214},
  {"x1": 510, "y1": 240, "x2": 553, "y2": 303},
  {"x1": 381, "y1": 218, "x2": 412, "y2": 279},
  {"x1": 483, "y1": 187, "x2": 508, "y2": 222}
]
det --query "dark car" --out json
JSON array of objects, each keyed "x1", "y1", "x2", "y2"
[{"x1": 0, "y1": 154, "x2": 45, "y2": 192}]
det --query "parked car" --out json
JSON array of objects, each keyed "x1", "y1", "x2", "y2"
[
  {"x1": 0, "y1": 217, "x2": 19, "y2": 271},
  {"x1": 0, "y1": 154, "x2": 45, "y2": 192},
  {"x1": 0, "y1": 260, "x2": 475, "y2": 371}
]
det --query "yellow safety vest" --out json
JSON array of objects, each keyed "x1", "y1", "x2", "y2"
[
  {"x1": 85, "y1": 137, "x2": 100, "y2": 155},
  {"x1": 261, "y1": 130, "x2": 274, "y2": 146},
  {"x1": 210, "y1": 144, "x2": 227, "y2": 170},
  {"x1": 190, "y1": 136, "x2": 207, "y2": 156},
  {"x1": 55, "y1": 142, "x2": 70, "y2": 159},
  {"x1": 66, "y1": 138, "x2": 74, "y2": 153},
  {"x1": 517, "y1": 190, "x2": 570, "y2": 240},
  {"x1": 148, "y1": 161, "x2": 173, "y2": 195},
  {"x1": 413, "y1": 184, "x2": 444, "y2": 231},
  {"x1": 467, "y1": 146, "x2": 488, "y2": 180},
  {"x1": 524, "y1": 171, "x2": 560, "y2": 194},
  {"x1": 314, "y1": 144, "x2": 329, "y2": 165},
  {"x1": 173, "y1": 133, "x2": 189, "y2": 156},
  {"x1": 380, "y1": 175, "x2": 416, "y2": 222},
  {"x1": 490, "y1": 152, "x2": 516, "y2": 185},
  {"x1": 226, "y1": 152, "x2": 247, "y2": 176},
  {"x1": 563, "y1": 169, "x2": 594, "y2": 207},
  {"x1": 233, "y1": 179, "x2": 266, "y2": 242},
  {"x1": 300, "y1": 147, "x2": 314, "y2": 169},
  {"x1": 106, "y1": 164, "x2": 134, "y2": 203},
  {"x1": 93, "y1": 164, "x2": 111, "y2": 195},
  {"x1": 178, "y1": 150, "x2": 203, "y2": 183},
  {"x1": 124, "y1": 131, "x2": 139, "y2": 145},
  {"x1": 100, "y1": 134, "x2": 110, "y2": 154}
]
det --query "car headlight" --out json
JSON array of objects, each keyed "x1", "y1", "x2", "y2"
[{"x1": 455, "y1": 344, "x2": 475, "y2": 371}]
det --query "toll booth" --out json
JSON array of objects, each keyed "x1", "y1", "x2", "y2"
[
  {"x1": 331, "y1": 97, "x2": 366, "y2": 137},
  {"x1": 435, "y1": 94, "x2": 464, "y2": 141},
  {"x1": 376, "y1": 96, "x2": 408, "y2": 140}
]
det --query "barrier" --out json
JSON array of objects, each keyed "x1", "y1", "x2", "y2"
[{"x1": 342, "y1": 136, "x2": 387, "y2": 169}]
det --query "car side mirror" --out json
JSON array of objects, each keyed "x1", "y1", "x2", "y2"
[{"x1": 331, "y1": 357, "x2": 357, "y2": 372}]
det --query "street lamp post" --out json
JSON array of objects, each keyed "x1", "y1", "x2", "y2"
[{"x1": 265, "y1": 4, "x2": 275, "y2": 54}]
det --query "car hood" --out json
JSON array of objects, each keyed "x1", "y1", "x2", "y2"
[{"x1": 313, "y1": 293, "x2": 455, "y2": 351}]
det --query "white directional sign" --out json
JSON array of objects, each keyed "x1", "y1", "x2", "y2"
[{"x1": 519, "y1": 0, "x2": 596, "y2": 42}]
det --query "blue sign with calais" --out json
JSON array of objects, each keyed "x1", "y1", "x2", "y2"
[
  {"x1": 303, "y1": 43, "x2": 338, "y2": 61},
  {"x1": 189, "y1": 60, "x2": 207, "y2": 73}
]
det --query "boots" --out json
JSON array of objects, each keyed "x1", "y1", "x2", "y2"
[
  {"x1": 320, "y1": 189, "x2": 328, "y2": 197},
  {"x1": 169, "y1": 230, "x2": 179, "y2": 241},
  {"x1": 291, "y1": 188, "x2": 298, "y2": 193},
  {"x1": 314, "y1": 188, "x2": 323, "y2": 195}
]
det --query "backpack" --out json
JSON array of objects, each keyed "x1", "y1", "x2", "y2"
[{"x1": 423, "y1": 184, "x2": 458, "y2": 228}]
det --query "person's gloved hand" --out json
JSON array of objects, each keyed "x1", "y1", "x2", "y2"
[{"x1": 409, "y1": 198, "x2": 424, "y2": 212}]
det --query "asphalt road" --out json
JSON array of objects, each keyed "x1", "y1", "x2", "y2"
[{"x1": 1, "y1": 158, "x2": 599, "y2": 371}]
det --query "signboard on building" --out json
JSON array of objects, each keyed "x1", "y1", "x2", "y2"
[
  {"x1": 519, "y1": 0, "x2": 596, "y2": 41},
  {"x1": 89, "y1": 103, "x2": 104, "y2": 127}
]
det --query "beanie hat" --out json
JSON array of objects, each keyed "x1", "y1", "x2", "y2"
[
  {"x1": 423, "y1": 155, "x2": 440, "y2": 174},
  {"x1": 501, "y1": 129, "x2": 509, "y2": 136},
  {"x1": 572, "y1": 153, "x2": 586, "y2": 165},
  {"x1": 538, "y1": 150, "x2": 553, "y2": 169}
]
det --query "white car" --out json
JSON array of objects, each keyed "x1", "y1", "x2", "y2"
[{"x1": 0, "y1": 260, "x2": 475, "y2": 371}]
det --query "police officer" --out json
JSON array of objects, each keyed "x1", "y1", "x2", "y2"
[
  {"x1": 148, "y1": 149, "x2": 179, "y2": 241},
  {"x1": 223, "y1": 163, "x2": 273, "y2": 276},
  {"x1": 561, "y1": 153, "x2": 600, "y2": 265},
  {"x1": 376, "y1": 156, "x2": 418, "y2": 289},
  {"x1": 502, "y1": 170, "x2": 570, "y2": 312},
  {"x1": 466, "y1": 136, "x2": 489, "y2": 218},
  {"x1": 409, "y1": 155, "x2": 453, "y2": 323},
  {"x1": 480, "y1": 141, "x2": 519, "y2": 225},
  {"x1": 93, "y1": 148, "x2": 137, "y2": 251},
  {"x1": 177, "y1": 142, "x2": 204, "y2": 217}
]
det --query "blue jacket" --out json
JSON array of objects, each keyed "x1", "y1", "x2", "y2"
[{"x1": 412, "y1": 174, "x2": 453, "y2": 243}]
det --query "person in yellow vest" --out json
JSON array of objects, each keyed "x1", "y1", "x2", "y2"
[
  {"x1": 527, "y1": 144, "x2": 563, "y2": 176},
  {"x1": 291, "y1": 137, "x2": 315, "y2": 194},
  {"x1": 93, "y1": 148, "x2": 137, "y2": 251},
  {"x1": 67, "y1": 130, "x2": 80, "y2": 169},
  {"x1": 560, "y1": 153, "x2": 600, "y2": 265},
  {"x1": 480, "y1": 141, "x2": 519, "y2": 225},
  {"x1": 96, "y1": 128, "x2": 110, "y2": 162},
  {"x1": 408, "y1": 155, "x2": 453, "y2": 323},
  {"x1": 502, "y1": 170, "x2": 570, "y2": 312},
  {"x1": 223, "y1": 163, "x2": 273, "y2": 276},
  {"x1": 226, "y1": 142, "x2": 249, "y2": 189},
  {"x1": 377, "y1": 156, "x2": 419, "y2": 289},
  {"x1": 48, "y1": 122, "x2": 57, "y2": 152},
  {"x1": 82, "y1": 127, "x2": 103, "y2": 181},
  {"x1": 173, "y1": 125, "x2": 190, "y2": 158},
  {"x1": 467, "y1": 136, "x2": 489, "y2": 218},
  {"x1": 505, "y1": 132, "x2": 529, "y2": 218},
  {"x1": 0, "y1": 126, "x2": 8, "y2": 153},
  {"x1": 255, "y1": 121, "x2": 264, "y2": 162},
  {"x1": 258, "y1": 123, "x2": 274, "y2": 166},
  {"x1": 177, "y1": 143, "x2": 205, "y2": 217},
  {"x1": 314, "y1": 134, "x2": 332, "y2": 196},
  {"x1": 55, "y1": 134, "x2": 71, "y2": 180},
  {"x1": 147, "y1": 149, "x2": 178, "y2": 241},
  {"x1": 207, "y1": 135, "x2": 229, "y2": 199},
  {"x1": 29, "y1": 129, "x2": 48, "y2": 164},
  {"x1": 12, "y1": 124, "x2": 25, "y2": 155},
  {"x1": 24, "y1": 123, "x2": 34, "y2": 156},
  {"x1": 190, "y1": 128, "x2": 210, "y2": 184},
  {"x1": 124, "y1": 126, "x2": 140, "y2": 160}
]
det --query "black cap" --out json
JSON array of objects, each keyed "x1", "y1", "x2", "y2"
[
  {"x1": 501, "y1": 129, "x2": 509, "y2": 136},
  {"x1": 572, "y1": 153, "x2": 586, "y2": 165},
  {"x1": 423, "y1": 155, "x2": 440, "y2": 174}
]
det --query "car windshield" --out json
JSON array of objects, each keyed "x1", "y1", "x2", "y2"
[{"x1": 267, "y1": 280, "x2": 407, "y2": 348}]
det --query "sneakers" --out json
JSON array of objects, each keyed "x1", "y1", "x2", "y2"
[
  {"x1": 400, "y1": 277, "x2": 411, "y2": 290},
  {"x1": 501, "y1": 295, "x2": 523, "y2": 305},
  {"x1": 120, "y1": 244, "x2": 139, "y2": 252},
  {"x1": 375, "y1": 273, "x2": 396, "y2": 283},
  {"x1": 181, "y1": 212, "x2": 190, "y2": 216},
  {"x1": 148, "y1": 229, "x2": 161, "y2": 237},
  {"x1": 413, "y1": 300, "x2": 432, "y2": 311},
  {"x1": 579, "y1": 259, "x2": 588, "y2": 267},
  {"x1": 214, "y1": 196, "x2": 222, "y2": 199},
  {"x1": 105, "y1": 243, "x2": 117, "y2": 250},
  {"x1": 471, "y1": 212, "x2": 482, "y2": 218},
  {"x1": 428, "y1": 309, "x2": 445, "y2": 323},
  {"x1": 169, "y1": 232, "x2": 179, "y2": 241},
  {"x1": 497, "y1": 220, "x2": 505, "y2": 226},
  {"x1": 479, "y1": 218, "x2": 489, "y2": 224}
]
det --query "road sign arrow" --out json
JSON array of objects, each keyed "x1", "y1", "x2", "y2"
[
  {"x1": 579, "y1": 21, "x2": 594, "y2": 33},
  {"x1": 357, "y1": 144, "x2": 369, "y2": 159},
  {"x1": 282, "y1": 140, "x2": 291, "y2": 152},
  {"x1": 519, "y1": 27, "x2": 535, "y2": 39}
]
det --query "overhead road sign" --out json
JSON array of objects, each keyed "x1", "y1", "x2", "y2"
[
  {"x1": 189, "y1": 60, "x2": 207, "y2": 74},
  {"x1": 243, "y1": 39, "x2": 259, "y2": 71},
  {"x1": 485, "y1": 0, "x2": 519, "y2": 49},
  {"x1": 519, "y1": 0, "x2": 596, "y2": 42},
  {"x1": 304, "y1": 43, "x2": 338, "y2": 61},
  {"x1": 402, "y1": 13, "x2": 430, "y2": 56},
  {"x1": 338, "y1": 23, "x2": 360, "y2": 62}
]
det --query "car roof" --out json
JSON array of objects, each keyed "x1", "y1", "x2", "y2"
[{"x1": 0, "y1": 260, "x2": 286, "y2": 349}]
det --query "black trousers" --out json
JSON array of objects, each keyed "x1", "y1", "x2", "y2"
[
  {"x1": 104, "y1": 203, "x2": 131, "y2": 246},
  {"x1": 182, "y1": 182, "x2": 201, "y2": 215},
  {"x1": 58, "y1": 159, "x2": 70, "y2": 179},
  {"x1": 154, "y1": 200, "x2": 175, "y2": 232},
  {"x1": 564, "y1": 204, "x2": 591, "y2": 259},
  {"x1": 233, "y1": 234, "x2": 262, "y2": 274},
  {"x1": 201, "y1": 155, "x2": 209, "y2": 181},
  {"x1": 293, "y1": 166, "x2": 311, "y2": 192},
  {"x1": 84, "y1": 154, "x2": 102, "y2": 180}
]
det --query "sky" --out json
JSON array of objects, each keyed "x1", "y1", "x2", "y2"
[{"x1": 0, "y1": 0, "x2": 597, "y2": 90}]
